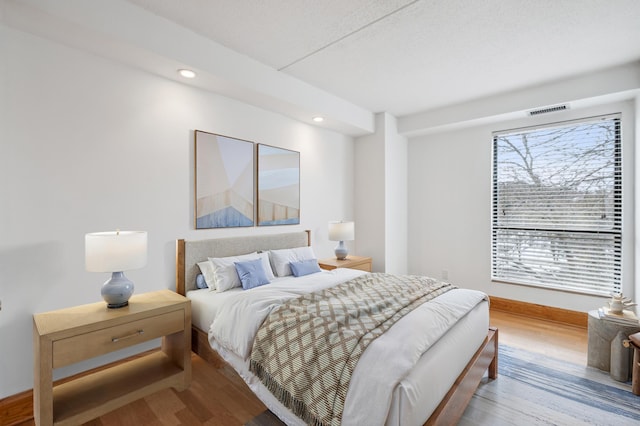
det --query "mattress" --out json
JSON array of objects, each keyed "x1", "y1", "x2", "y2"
[{"x1": 187, "y1": 269, "x2": 489, "y2": 425}]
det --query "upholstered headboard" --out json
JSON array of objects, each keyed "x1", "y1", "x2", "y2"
[{"x1": 175, "y1": 230, "x2": 311, "y2": 295}]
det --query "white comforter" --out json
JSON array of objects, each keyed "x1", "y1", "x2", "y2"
[{"x1": 207, "y1": 269, "x2": 487, "y2": 425}]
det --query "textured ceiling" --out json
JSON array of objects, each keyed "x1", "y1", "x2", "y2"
[{"x1": 126, "y1": 0, "x2": 640, "y2": 117}]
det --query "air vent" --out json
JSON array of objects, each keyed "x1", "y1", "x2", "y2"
[{"x1": 528, "y1": 104, "x2": 569, "y2": 116}]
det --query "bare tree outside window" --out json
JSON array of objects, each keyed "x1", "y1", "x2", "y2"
[{"x1": 492, "y1": 115, "x2": 621, "y2": 295}]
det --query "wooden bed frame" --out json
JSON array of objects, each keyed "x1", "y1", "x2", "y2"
[{"x1": 175, "y1": 231, "x2": 498, "y2": 425}]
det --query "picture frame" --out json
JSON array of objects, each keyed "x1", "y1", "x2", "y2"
[
  {"x1": 257, "y1": 144, "x2": 300, "y2": 226},
  {"x1": 194, "y1": 130, "x2": 255, "y2": 229}
]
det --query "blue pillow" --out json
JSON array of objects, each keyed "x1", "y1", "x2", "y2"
[
  {"x1": 195, "y1": 274, "x2": 208, "y2": 289},
  {"x1": 290, "y1": 258, "x2": 322, "y2": 277},
  {"x1": 234, "y1": 258, "x2": 270, "y2": 290}
]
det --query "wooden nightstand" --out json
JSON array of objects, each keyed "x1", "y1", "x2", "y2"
[
  {"x1": 33, "y1": 290, "x2": 191, "y2": 426},
  {"x1": 318, "y1": 255, "x2": 372, "y2": 272}
]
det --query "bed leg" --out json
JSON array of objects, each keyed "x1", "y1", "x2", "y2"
[{"x1": 488, "y1": 327, "x2": 498, "y2": 379}]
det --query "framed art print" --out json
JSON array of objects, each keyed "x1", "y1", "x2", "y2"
[
  {"x1": 195, "y1": 130, "x2": 255, "y2": 229},
  {"x1": 257, "y1": 144, "x2": 300, "y2": 226}
]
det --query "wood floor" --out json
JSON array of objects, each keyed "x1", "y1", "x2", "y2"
[
  {"x1": 16, "y1": 309, "x2": 588, "y2": 426},
  {"x1": 490, "y1": 308, "x2": 587, "y2": 365}
]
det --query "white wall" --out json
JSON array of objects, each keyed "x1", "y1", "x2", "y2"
[
  {"x1": 635, "y1": 94, "x2": 640, "y2": 305},
  {"x1": 383, "y1": 114, "x2": 408, "y2": 274},
  {"x1": 0, "y1": 25, "x2": 355, "y2": 398},
  {"x1": 354, "y1": 116, "x2": 386, "y2": 271},
  {"x1": 354, "y1": 113, "x2": 408, "y2": 274},
  {"x1": 408, "y1": 101, "x2": 635, "y2": 312}
]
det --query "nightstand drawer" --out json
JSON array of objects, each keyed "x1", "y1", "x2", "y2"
[
  {"x1": 349, "y1": 263, "x2": 372, "y2": 272},
  {"x1": 52, "y1": 309, "x2": 184, "y2": 368}
]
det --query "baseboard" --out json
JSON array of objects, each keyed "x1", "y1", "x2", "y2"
[
  {"x1": 0, "y1": 348, "x2": 159, "y2": 426},
  {"x1": 490, "y1": 296, "x2": 587, "y2": 328}
]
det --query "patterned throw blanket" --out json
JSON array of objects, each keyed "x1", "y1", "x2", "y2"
[{"x1": 249, "y1": 272, "x2": 455, "y2": 426}]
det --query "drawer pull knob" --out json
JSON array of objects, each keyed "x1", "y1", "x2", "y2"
[{"x1": 112, "y1": 329, "x2": 144, "y2": 343}]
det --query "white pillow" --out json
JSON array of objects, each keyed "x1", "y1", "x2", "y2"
[
  {"x1": 197, "y1": 260, "x2": 216, "y2": 290},
  {"x1": 269, "y1": 246, "x2": 317, "y2": 277},
  {"x1": 256, "y1": 252, "x2": 276, "y2": 281},
  {"x1": 209, "y1": 252, "x2": 275, "y2": 292}
]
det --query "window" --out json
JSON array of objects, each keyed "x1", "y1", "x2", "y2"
[{"x1": 492, "y1": 114, "x2": 621, "y2": 296}]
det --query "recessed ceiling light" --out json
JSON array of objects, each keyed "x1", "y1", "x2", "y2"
[
  {"x1": 313, "y1": 116, "x2": 324, "y2": 122},
  {"x1": 178, "y1": 69, "x2": 196, "y2": 79}
]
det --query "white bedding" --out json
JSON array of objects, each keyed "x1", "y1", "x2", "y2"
[
  {"x1": 187, "y1": 269, "x2": 489, "y2": 425},
  {"x1": 187, "y1": 268, "x2": 365, "y2": 333}
]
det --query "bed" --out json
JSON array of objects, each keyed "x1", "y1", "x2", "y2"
[{"x1": 175, "y1": 231, "x2": 498, "y2": 426}]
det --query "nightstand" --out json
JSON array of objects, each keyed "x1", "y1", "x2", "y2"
[
  {"x1": 33, "y1": 290, "x2": 191, "y2": 426},
  {"x1": 318, "y1": 255, "x2": 372, "y2": 272}
]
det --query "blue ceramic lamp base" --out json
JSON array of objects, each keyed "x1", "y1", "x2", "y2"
[
  {"x1": 102, "y1": 271, "x2": 134, "y2": 309},
  {"x1": 334, "y1": 241, "x2": 348, "y2": 260}
]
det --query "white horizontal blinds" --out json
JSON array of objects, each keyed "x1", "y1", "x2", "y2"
[{"x1": 492, "y1": 114, "x2": 621, "y2": 295}]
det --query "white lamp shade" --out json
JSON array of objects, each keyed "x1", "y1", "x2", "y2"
[
  {"x1": 328, "y1": 221, "x2": 355, "y2": 241},
  {"x1": 85, "y1": 231, "x2": 148, "y2": 272}
]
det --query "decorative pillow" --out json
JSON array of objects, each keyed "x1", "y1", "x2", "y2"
[
  {"x1": 269, "y1": 246, "x2": 317, "y2": 277},
  {"x1": 209, "y1": 252, "x2": 271, "y2": 292},
  {"x1": 234, "y1": 258, "x2": 270, "y2": 290},
  {"x1": 197, "y1": 260, "x2": 216, "y2": 290},
  {"x1": 290, "y1": 258, "x2": 322, "y2": 277},
  {"x1": 195, "y1": 274, "x2": 208, "y2": 289}
]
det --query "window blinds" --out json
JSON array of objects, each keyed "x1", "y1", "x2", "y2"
[{"x1": 491, "y1": 114, "x2": 621, "y2": 295}]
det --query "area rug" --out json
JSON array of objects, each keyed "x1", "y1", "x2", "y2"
[
  {"x1": 460, "y1": 344, "x2": 640, "y2": 425},
  {"x1": 247, "y1": 344, "x2": 640, "y2": 425}
]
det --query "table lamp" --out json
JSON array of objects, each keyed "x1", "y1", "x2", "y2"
[
  {"x1": 85, "y1": 230, "x2": 147, "y2": 308},
  {"x1": 328, "y1": 221, "x2": 354, "y2": 260}
]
